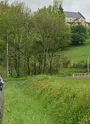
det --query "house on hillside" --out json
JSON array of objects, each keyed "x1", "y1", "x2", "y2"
[
  {"x1": 53, "y1": 0, "x2": 90, "y2": 28},
  {"x1": 64, "y1": 11, "x2": 86, "y2": 26},
  {"x1": 86, "y1": 22, "x2": 90, "y2": 29}
]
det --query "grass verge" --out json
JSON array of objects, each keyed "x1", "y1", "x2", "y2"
[{"x1": 3, "y1": 75, "x2": 90, "y2": 124}]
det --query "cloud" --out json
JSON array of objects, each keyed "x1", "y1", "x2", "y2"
[
  {"x1": 64, "y1": 0, "x2": 90, "y2": 20},
  {"x1": 8, "y1": 0, "x2": 90, "y2": 20}
]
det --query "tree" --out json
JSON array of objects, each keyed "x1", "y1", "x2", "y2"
[
  {"x1": 33, "y1": 6, "x2": 71, "y2": 73},
  {"x1": 8, "y1": 2, "x2": 32, "y2": 77},
  {"x1": 0, "y1": 1, "x2": 32, "y2": 77},
  {"x1": 71, "y1": 25, "x2": 87, "y2": 46},
  {"x1": 0, "y1": 1, "x2": 11, "y2": 77},
  {"x1": 0, "y1": 2, "x2": 71, "y2": 77}
]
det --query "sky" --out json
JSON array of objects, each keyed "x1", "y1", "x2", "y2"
[{"x1": 8, "y1": 0, "x2": 90, "y2": 21}]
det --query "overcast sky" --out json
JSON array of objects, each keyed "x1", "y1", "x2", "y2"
[{"x1": 8, "y1": 0, "x2": 90, "y2": 21}]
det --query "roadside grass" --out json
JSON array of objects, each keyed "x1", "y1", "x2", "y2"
[
  {"x1": 3, "y1": 80, "x2": 52, "y2": 124},
  {"x1": 3, "y1": 75, "x2": 90, "y2": 124},
  {"x1": 66, "y1": 38, "x2": 90, "y2": 63}
]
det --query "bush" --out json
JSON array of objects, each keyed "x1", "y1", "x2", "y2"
[
  {"x1": 71, "y1": 25, "x2": 87, "y2": 46},
  {"x1": 72, "y1": 61, "x2": 87, "y2": 69},
  {"x1": 60, "y1": 67, "x2": 86, "y2": 76}
]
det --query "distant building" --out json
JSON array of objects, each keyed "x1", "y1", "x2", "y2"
[
  {"x1": 64, "y1": 11, "x2": 86, "y2": 27},
  {"x1": 53, "y1": 0, "x2": 89, "y2": 28},
  {"x1": 86, "y1": 22, "x2": 90, "y2": 29},
  {"x1": 53, "y1": 0, "x2": 63, "y2": 8}
]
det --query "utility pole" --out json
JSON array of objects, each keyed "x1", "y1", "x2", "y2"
[
  {"x1": 6, "y1": 32, "x2": 9, "y2": 78},
  {"x1": 87, "y1": 53, "x2": 90, "y2": 74}
]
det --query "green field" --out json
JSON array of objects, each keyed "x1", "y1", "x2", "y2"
[
  {"x1": 66, "y1": 39, "x2": 90, "y2": 63},
  {"x1": 3, "y1": 75, "x2": 90, "y2": 124}
]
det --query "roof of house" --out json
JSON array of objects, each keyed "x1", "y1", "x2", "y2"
[{"x1": 64, "y1": 11, "x2": 85, "y2": 19}]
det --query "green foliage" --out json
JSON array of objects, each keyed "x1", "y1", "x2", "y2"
[
  {"x1": 34, "y1": 6, "x2": 71, "y2": 51},
  {"x1": 3, "y1": 75, "x2": 90, "y2": 124},
  {"x1": 0, "y1": 2, "x2": 71, "y2": 77},
  {"x1": 60, "y1": 67, "x2": 86, "y2": 76},
  {"x1": 88, "y1": 29, "x2": 90, "y2": 36},
  {"x1": 71, "y1": 25, "x2": 87, "y2": 46},
  {"x1": 72, "y1": 61, "x2": 87, "y2": 69}
]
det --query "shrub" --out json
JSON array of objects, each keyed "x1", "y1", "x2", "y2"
[{"x1": 71, "y1": 25, "x2": 87, "y2": 46}]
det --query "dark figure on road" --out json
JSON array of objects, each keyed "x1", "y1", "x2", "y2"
[
  {"x1": 0, "y1": 76, "x2": 4, "y2": 117},
  {"x1": 0, "y1": 76, "x2": 4, "y2": 91}
]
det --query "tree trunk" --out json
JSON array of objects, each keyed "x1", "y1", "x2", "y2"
[
  {"x1": 49, "y1": 52, "x2": 53, "y2": 74},
  {"x1": 34, "y1": 60, "x2": 37, "y2": 75},
  {"x1": 43, "y1": 53, "x2": 46, "y2": 74},
  {"x1": 14, "y1": 53, "x2": 20, "y2": 77},
  {"x1": 39, "y1": 54, "x2": 43, "y2": 74},
  {"x1": 14, "y1": 35, "x2": 20, "y2": 77},
  {"x1": 16, "y1": 52, "x2": 20, "y2": 77},
  {"x1": 27, "y1": 56, "x2": 30, "y2": 75}
]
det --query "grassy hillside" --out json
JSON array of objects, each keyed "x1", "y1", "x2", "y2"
[
  {"x1": 3, "y1": 75, "x2": 90, "y2": 124},
  {"x1": 66, "y1": 38, "x2": 90, "y2": 63}
]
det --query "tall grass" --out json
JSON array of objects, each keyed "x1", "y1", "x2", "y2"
[{"x1": 3, "y1": 75, "x2": 90, "y2": 124}]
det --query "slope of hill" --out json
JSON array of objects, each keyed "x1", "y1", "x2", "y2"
[
  {"x1": 3, "y1": 75, "x2": 90, "y2": 124},
  {"x1": 66, "y1": 38, "x2": 90, "y2": 63}
]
